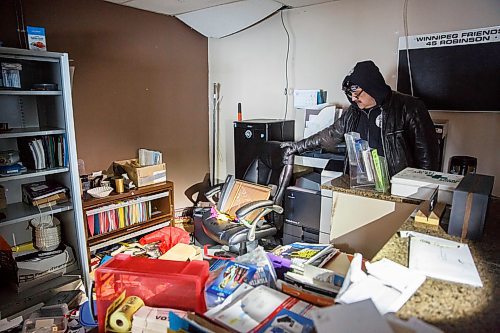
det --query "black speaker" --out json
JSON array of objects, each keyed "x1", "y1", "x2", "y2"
[{"x1": 233, "y1": 119, "x2": 294, "y2": 179}]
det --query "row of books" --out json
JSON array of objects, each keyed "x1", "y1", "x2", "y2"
[
  {"x1": 21, "y1": 181, "x2": 69, "y2": 208},
  {"x1": 17, "y1": 135, "x2": 68, "y2": 170},
  {"x1": 86, "y1": 201, "x2": 153, "y2": 237}
]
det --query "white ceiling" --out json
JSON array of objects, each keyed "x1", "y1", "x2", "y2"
[
  {"x1": 104, "y1": 0, "x2": 338, "y2": 38},
  {"x1": 104, "y1": 0, "x2": 337, "y2": 16}
]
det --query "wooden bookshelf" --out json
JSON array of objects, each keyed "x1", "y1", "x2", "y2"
[{"x1": 81, "y1": 181, "x2": 174, "y2": 264}]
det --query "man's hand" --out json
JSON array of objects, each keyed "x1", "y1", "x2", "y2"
[{"x1": 280, "y1": 141, "x2": 299, "y2": 165}]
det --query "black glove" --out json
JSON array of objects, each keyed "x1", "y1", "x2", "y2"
[{"x1": 280, "y1": 141, "x2": 299, "y2": 165}]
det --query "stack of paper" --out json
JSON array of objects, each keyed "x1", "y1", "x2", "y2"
[
  {"x1": 401, "y1": 231, "x2": 483, "y2": 287},
  {"x1": 312, "y1": 299, "x2": 393, "y2": 333},
  {"x1": 335, "y1": 254, "x2": 426, "y2": 314},
  {"x1": 311, "y1": 300, "x2": 443, "y2": 333},
  {"x1": 303, "y1": 104, "x2": 337, "y2": 138}
]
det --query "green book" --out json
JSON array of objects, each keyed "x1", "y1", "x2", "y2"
[{"x1": 371, "y1": 149, "x2": 383, "y2": 191}]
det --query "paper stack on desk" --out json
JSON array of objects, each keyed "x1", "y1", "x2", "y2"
[
  {"x1": 335, "y1": 254, "x2": 426, "y2": 314},
  {"x1": 401, "y1": 231, "x2": 483, "y2": 287}
]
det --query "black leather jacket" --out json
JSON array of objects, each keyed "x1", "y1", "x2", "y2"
[{"x1": 286, "y1": 91, "x2": 439, "y2": 176}]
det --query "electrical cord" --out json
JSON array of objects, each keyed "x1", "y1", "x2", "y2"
[
  {"x1": 280, "y1": 8, "x2": 291, "y2": 140},
  {"x1": 14, "y1": 0, "x2": 24, "y2": 48},
  {"x1": 403, "y1": 0, "x2": 414, "y2": 96}
]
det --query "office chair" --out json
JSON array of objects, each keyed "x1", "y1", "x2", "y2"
[{"x1": 201, "y1": 141, "x2": 293, "y2": 254}]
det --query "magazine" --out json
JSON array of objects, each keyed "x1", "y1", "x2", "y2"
[
  {"x1": 206, "y1": 285, "x2": 316, "y2": 333},
  {"x1": 206, "y1": 262, "x2": 257, "y2": 307},
  {"x1": 271, "y1": 242, "x2": 336, "y2": 273}
]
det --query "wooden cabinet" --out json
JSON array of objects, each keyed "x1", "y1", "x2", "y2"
[{"x1": 81, "y1": 182, "x2": 174, "y2": 271}]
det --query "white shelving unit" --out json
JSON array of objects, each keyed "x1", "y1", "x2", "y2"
[{"x1": 0, "y1": 47, "x2": 88, "y2": 316}]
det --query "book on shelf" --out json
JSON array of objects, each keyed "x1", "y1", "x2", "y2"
[
  {"x1": 86, "y1": 200, "x2": 153, "y2": 237},
  {"x1": 0, "y1": 163, "x2": 27, "y2": 176},
  {"x1": 17, "y1": 135, "x2": 67, "y2": 170},
  {"x1": 32, "y1": 192, "x2": 68, "y2": 208},
  {"x1": 22, "y1": 181, "x2": 68, "y2": 204},
  {"x1": 277, "y1": 279, "x2": 335, "y2": 307}
]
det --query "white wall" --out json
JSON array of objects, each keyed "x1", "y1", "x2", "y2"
[{"x1": 208, "y1": 0, "x2": 500, "y2": 195}]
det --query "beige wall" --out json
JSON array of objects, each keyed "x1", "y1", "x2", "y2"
[
  {"x1": 208, "y1": 0, "x2": 500, "y2": 195},
  {"x1": 1, "y1": 0, "x2": 210, "y2": 209}
]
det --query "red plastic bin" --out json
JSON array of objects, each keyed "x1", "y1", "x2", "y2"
[{"x1": 94, "y1": 254, "x2": 209, "y2": 332}]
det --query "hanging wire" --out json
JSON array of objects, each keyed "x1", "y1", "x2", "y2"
[
  {"x1": 280, "y1": 8, "x2": 291, "y2": 141},
  {"x1": 19, "y1": 0, "x2": 28, "y2": 48},
  {"x1": 14, "y1": 0, "x2": 27, "y2": 49},
  {"x1": 403, "y1": 0, "x2": 415, "y2": 96},
  {"x1": 281, "y1": 9, "x2": 291, "y2": 121},
  {"x1": 14, "y1": 0, "x2": 24, "y2": 48}
]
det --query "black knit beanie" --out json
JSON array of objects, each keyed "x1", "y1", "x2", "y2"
[{"x1": 342, "y1": 60, "x2": 391, "y2": 106}]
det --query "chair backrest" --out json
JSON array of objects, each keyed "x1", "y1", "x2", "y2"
[{"x1": 242, "y1": 141, "x2": 293, "y2": 229}]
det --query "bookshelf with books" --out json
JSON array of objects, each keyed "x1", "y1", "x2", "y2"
[
  {"x1": 81, "y1": 182, "x2": 174, "y2": 268},
  {"x1": 0, "y1": 47, "x2": 88, "y2": 309}
]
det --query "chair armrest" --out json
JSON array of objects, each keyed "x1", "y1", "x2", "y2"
[
  {"x1": 235, "y1": 200, "x2": 281, "y2": 221},
  {"x1": 205, "y1": 183, "x2": 223, "y2": 205},
  {"x1": 236, "y1": 200, "x2": 284, "y2": 242}
]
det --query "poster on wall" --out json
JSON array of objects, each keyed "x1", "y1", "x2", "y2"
[{"x1": 397, "y1": 26, "x2": 500, "y2": 112}]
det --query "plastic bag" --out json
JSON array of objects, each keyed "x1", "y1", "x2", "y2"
[
  {"x1": 236, "y1": 246, "x2": 278, "y2": 289},
  {"x1": 138, "y1": 226, "x2": 190, "y2": 254}
]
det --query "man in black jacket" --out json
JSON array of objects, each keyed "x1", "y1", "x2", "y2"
[{"x1": 282, "y1": 60, "x2": 439, "y2": 176}]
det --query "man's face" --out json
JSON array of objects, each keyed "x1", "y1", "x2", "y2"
[{"x1": 350, "y1": 87, "x2": 377, "y2": 109}]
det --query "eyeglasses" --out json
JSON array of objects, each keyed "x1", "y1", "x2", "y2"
[
  {"x1": 342, "y1": 82, "x2": 364, "y2": 99},
  {"x1": 349, "y1": 89, "x2": 364, "y2": 100}
]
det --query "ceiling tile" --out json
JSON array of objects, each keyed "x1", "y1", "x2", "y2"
[{"x1": 121, "y1": 0, "x2": 240, "y2": 15}]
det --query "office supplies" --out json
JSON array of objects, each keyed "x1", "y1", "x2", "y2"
[
  {"x1": 271, "y1": 242, "x2": 334, "y2": 273},
  {"x1": 205, "y1": 285, "x2": 315, "y2": 333},
  {"x1": 312, "y1": 299, "x2": 393, "y2": 333},
  {"x1": 132, "y1": 306, "x2": 186, "y2": 333},
  {"x1": 401, "y1": 231, "x2": 482, "y2": 287},
  {"x1": 112, "y1": 176, "x2": 125, "y2": 194},
  {"x1": 109, "y1": 296, "x2": 145, "y2": 332},
  {"x1": 336, "y1": 255, "x2": 426, "y2": 314},
  {"x1": 114, "y1": 159, "x2": 166, "y2": 187},
  {"x1": 391, "y1": 167, "x2": 464, "y2": 205},
  {"x1": 206, "y1": 261, "x2": 257, "y2": 307}
]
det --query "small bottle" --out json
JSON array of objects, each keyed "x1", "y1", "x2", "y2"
[{"x1": 237, "y1": 103, "x2": 242, "y2": 121}]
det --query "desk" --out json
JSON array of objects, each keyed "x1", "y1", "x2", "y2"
[
  {"x1": 320, "y1": 176, "x2": 419, "y2": 258},
  {"x1": 374, "y1": 200, "x2": 499, "y2": 332},
  {"x1": 323, "y1": 176, "x2": 499, "y2": 332}
]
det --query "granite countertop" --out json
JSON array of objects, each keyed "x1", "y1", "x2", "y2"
[
  {"x1": 322, "y1": 175, "x2": 421, "y2": 205},
  {"x1": 372, "y1": 199, "x2": 500, "y2": 332}
]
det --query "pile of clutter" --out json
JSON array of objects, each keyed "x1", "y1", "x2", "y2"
[{"x1": 88, "y1": 238, "x2": 441, "y2": 333}]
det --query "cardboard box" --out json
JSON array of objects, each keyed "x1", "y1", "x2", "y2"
[
  {"x1": 16, "y1": 245, "x2": 78, "y2": 292},
  {"x1": 449, "y1": 173, "x2": 494, "y2": 240},
  {"x1": 114, "y1": 159, "x2": 166, "y2": 187},
  {"x1": 391, "y1": 167, "x2": 463, "y2": 205},
  {"x1": 329, "y1": 191, "x2": 417, "y2": 260}
]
